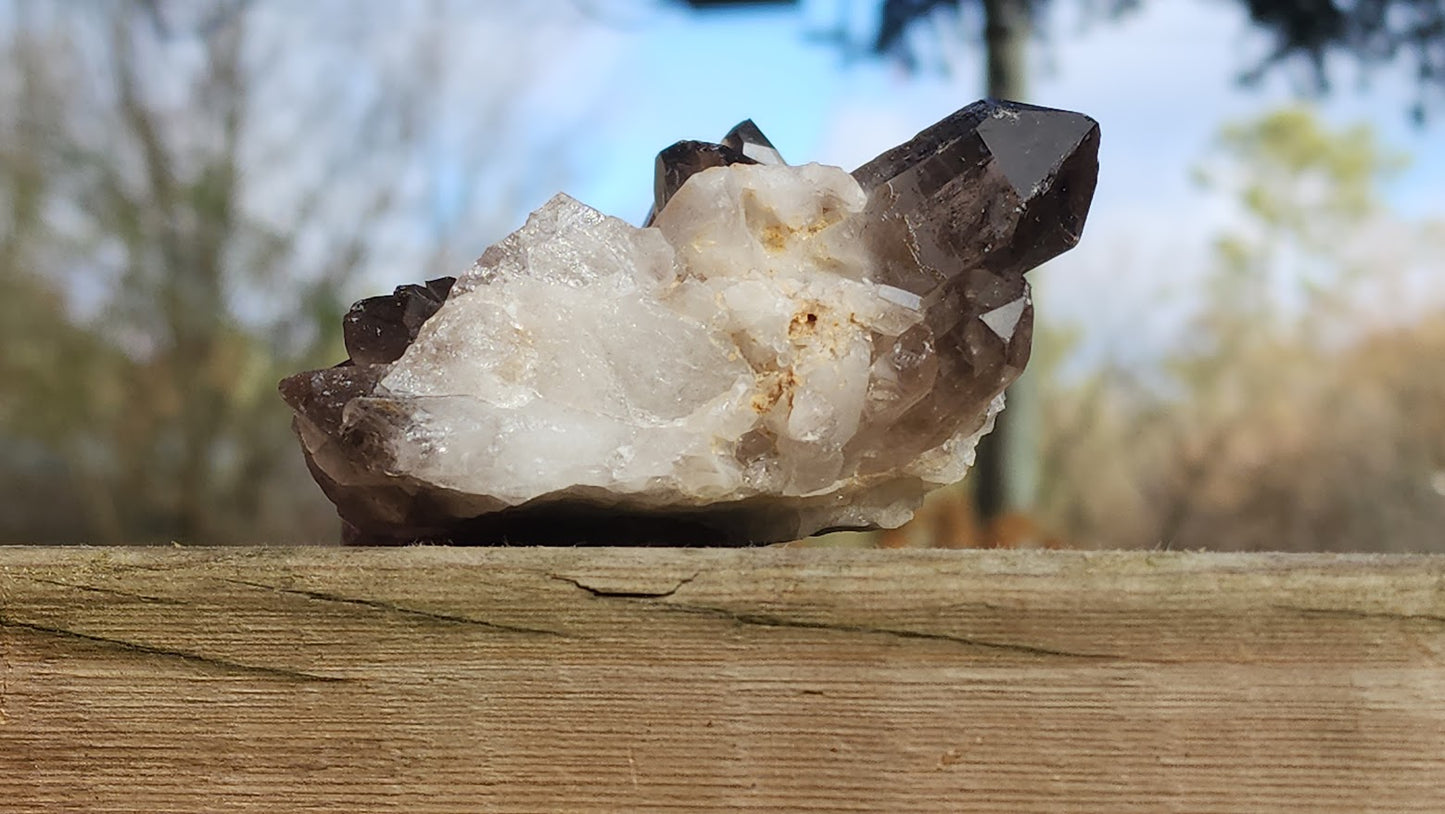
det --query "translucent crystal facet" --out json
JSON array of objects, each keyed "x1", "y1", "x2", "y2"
[
  {"x1": 280, "y1": 100, "x2": 1100, "y2": 545},
  {"x1": 722, "y1": 119, "x2": 785, "y2": 165}
]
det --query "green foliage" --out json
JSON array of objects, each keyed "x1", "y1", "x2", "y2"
[
  {"x1": 1211, "y1": 108, "x2": 1407, "y2": 238},
  {"x1": 1037, "y1": 107, "x2": 1445, "y2": 552}
]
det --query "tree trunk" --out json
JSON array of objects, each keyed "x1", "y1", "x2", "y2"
[{"x1": 973, "y1": 0, "x2": 1036, "y2": 523}]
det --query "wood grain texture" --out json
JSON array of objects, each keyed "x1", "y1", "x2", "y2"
[{"x1": 1, "y1": 547, "x2": 1443, "y2": 812}]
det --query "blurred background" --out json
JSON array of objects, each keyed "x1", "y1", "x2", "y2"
[{"x1": 1, "y1": 0, "x2": 1442, "y2": 550}]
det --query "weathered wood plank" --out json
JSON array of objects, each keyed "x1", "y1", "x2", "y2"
[{"x1": 1, "y1": 547, "x2": 1442, "y2": 812}]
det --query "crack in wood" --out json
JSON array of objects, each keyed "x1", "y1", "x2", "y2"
[
  {"x1": 219, "y1": 578, "x2": 567, "y2": 637},
  {"x1": 0, "y1": 619, "x2": 10, "y2": 724},
  {"x1": 23, "y1": 576, "x2": 182, "y2": 605},
  {"x1": 106, "y1": 560, "x2": 212, "y2": 575},
  {"x1": 0, "y1": 615, "x2": 344, "y2": 683},
  {"x1": 664, "y1": 604, "x2": 1134, "y2": 662},
  {"x1": 541, "y1": 572, "x2": 1131, "y2": 659},
  {"x1": 1274, "y1": 604, "x2": 1445, "y2": 625},
  {"x1": 547, "y1": 571, "x2": 701, "y2": 600}
]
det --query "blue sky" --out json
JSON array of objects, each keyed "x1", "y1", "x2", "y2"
[
  {"x1": 520, "y1": 0, "x2": 1442, "y2": 367},
  {"x1": 568, "y1": 1, "x2": 1443, "y2": 217}
]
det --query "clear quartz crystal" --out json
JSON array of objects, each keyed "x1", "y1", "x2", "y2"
[{"x1": 280, "y1": 100, "x2": 1099, "y2": 545}]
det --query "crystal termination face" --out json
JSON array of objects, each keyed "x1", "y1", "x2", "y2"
[{"x1": 280, "y1": 99, "x2": 1100, "y2": 545}]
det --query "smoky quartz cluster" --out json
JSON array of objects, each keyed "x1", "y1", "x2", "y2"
[{"x1": 280, "y1": 99, "x2": 1100, "y2": 545}]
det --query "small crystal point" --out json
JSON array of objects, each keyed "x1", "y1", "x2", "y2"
[
  {"x1": 279, "y1": 362, "x2": 385, "y2": 438},
  {"x1": 646, "y1": 139, "x2": 757, "y2": 225},
  {"x1": 645, "y1": 120, "x2": 782, "y2": 225},
  {"x1": 342, "y1": 277, "x2": 456, "y2": 365},
  {"x1": 722, "y1": 119, "x2": 785, "y2": 165}
]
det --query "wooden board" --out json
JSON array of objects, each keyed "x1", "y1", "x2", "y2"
[{"x1": 1, "y1": 546, "x2": 1443, "y2": 812}]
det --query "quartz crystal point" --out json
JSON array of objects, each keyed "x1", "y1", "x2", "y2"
[
  {"x1": 644, "y1": 119, "x2": 781, "y2": 226},
  {"x1": 279, "y1": 99, "x2": 1099, "y2": 546},
  {"x1": 722, "y1": 119, "x2": 785, "y2": 165},
  {"x1": 651, "y1": 140, "x2": 757, "y2": 218},
  {"x1": 342, "y1": 277, "x2": 456, "y2": 365}
]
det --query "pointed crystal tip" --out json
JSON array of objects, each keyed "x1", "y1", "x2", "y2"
[
  {"x1": 853, "y1": 98, "x2": 1099, "y2": 292},
  {"x1": 646, "y1": 119, "x2": 786, "y2": 225},
  {"x1": 342, "y1": 277, "x2": 456, "y2": 366},
  {"x1": 722, "y1": 119, "x2": 785, "y2": 165}
]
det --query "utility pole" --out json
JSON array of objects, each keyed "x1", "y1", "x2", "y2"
[{"x1": 972, "y1": 0, "x2": 1039, "y2": 524}]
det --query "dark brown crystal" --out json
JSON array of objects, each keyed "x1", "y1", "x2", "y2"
[
  {"x1": 849, "y1": 98, "x2": 1099, "y2": 468},
  {"x1": 342, "y1": 277, "x2": 456, "y2": 366},
  {"x1": 644, "y1": 120, "x2": 787, "y2": 225},
  {"x1": 853, "y1": 99, "x2": 1098, "y2": 288},
  {"x1": 721, "y1": 119, "x2": 785, "y2": 165},
  {"x1": 645, "y1": 140, "x2": 758, "y2": 226}
]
